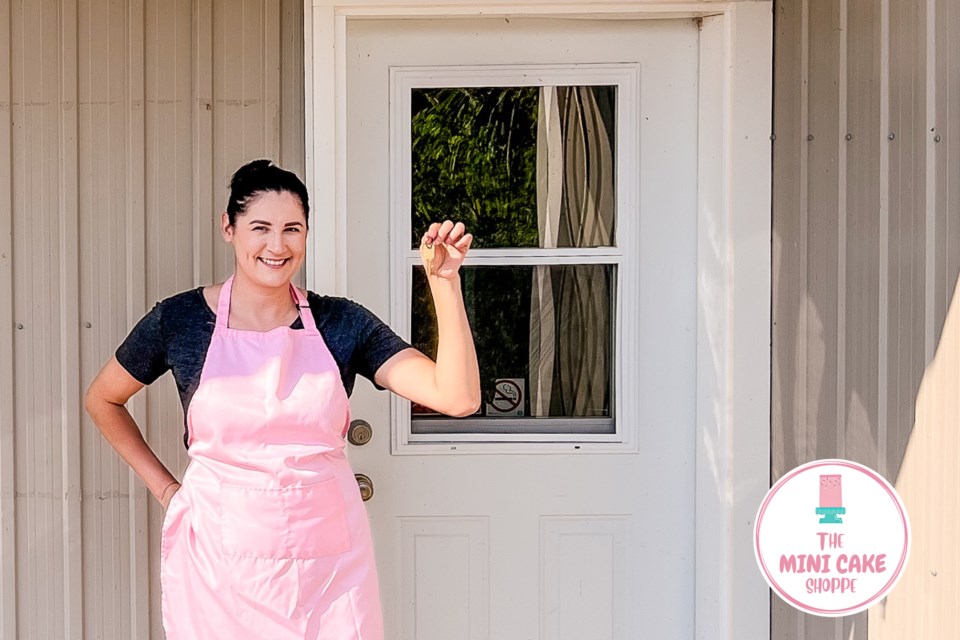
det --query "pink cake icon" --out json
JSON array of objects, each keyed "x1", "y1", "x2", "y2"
[{"x1": 816, "y1": 474, "x2": 845, "y2": 524}]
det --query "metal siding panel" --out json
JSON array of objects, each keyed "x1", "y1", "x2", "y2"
[
  {"x1": 887, "y1": 0, "x2": 926, "y2": 486},
  {"x1": 843, "y1": 0, "x2": 881, "y2": 468},
  {"x1": 77, "y1": 0, "x2": 140, "y2": 637},
  {"x1": 933, "y1": 0, "x2": 950, "y2": 347},
  {"x1": 771, "y1": 0, "x2": 803, "y2": 489},
  {"x1": 214, "y1": 0, "x2": 244, "y2": 280},
  {"x1": 265, "y1": 0, "x2": 281, "y2": 163},
  {"x1": 0, "y1": 0, "x2": 303, "y2": 636},
  {"x1": 948, "y1": 0, "x2": 960, "y2": 314},
  {"x1": 194, "y1": 0, "x2": 214, "y2": 288},
  {"x1": 797, "y1": 1, "x2": 845, "y2": 640},
  {"x1": 58, "y1": 0, "x2": 83, "y2": 636},
  {"x1": 0, "y1": 0, "x2": 17, "y2": 635},
  {"x1": 212, "y1": 0, "x2": 283, "y2": 282},
  {"x1": 841, "y1": 1, "x2": 880, "y2": 637},
  {"x1": 281, "y1": 0, "x2": 304, "y2": 177},
  {"x1": 12, "y1": 1, "x2": 67, "y2": 637},
  {"x1": 143, "y1": 2, "x2": 195, "y2": 634},
  {"x1": 125, "y1": 0, "x2": 150, "y2": 636},
  {"x1": 776, "y1": 0, "x2": 960, "y2": 636},
  {"x1": 280, "y1": 0, "x2": 306, "y2": 287},
  {"x1": 802, "y1": 6, "x2": 841, "y2": 639},
  {"x1": 770, "y1": 5, "x2": 805, "y2": 636},
  {"x1": 805, "y1": 0, "x2": 840, "y2": 468}
]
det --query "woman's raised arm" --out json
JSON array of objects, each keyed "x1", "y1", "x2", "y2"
[{"x1": 374, "y1": 220, "x2": 481, "y2": 417}]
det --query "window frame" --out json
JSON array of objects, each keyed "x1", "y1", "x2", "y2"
[{"x1": 389, "y1": 64, "x2": 641, "y2": 454}]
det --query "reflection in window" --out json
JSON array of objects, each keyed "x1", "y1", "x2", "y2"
[
  {"x1": 409, "y1": 84, "x2": 619, "y2": 435},
  {"x1": 411, "y1": 86, "x2": 616, "y2": 249},
  {"x1": 411, "y1": 265, "x2": 614, "y2": 429}
]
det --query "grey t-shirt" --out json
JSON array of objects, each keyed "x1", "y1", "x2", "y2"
[{"x1": 116, "y1": 287, "x2": 411, "y2": 448}]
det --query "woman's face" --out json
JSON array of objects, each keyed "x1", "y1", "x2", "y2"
[{"x1": 221, "y1": 190, "x2": 307, "y2": 289}]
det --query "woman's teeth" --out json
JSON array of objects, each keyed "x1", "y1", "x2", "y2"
[{"x1": 260, "y1": 257, "x2": 288, "y2": 267}]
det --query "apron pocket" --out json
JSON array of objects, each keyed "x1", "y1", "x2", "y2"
[{"x1": 219, "y1": 478, "x2": 353, "y2": 559}]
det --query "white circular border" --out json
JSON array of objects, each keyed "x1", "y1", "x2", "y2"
[{"x1": 753, "y1": 459, "x2": 911, "y2": 617}]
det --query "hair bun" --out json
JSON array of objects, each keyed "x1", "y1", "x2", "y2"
[
  {"x1": 230, "y1": 159, "x2": 274, "y2": 188},
  {"x1": 225, "y1": 159, "x2": 310, "y2": 227}
]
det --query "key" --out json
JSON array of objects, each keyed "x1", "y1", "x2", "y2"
[{"x1": 421, "y1": 238, "x2": 437, "y2": 274}]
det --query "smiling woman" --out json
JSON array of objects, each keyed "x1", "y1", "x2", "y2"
[{"x1": 82, "y1": 159, "x2": 480, "y2": 639}]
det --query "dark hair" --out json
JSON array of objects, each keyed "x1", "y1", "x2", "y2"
[{"x1": 226, "y1": 159, "x2": 310, "y2": 227}]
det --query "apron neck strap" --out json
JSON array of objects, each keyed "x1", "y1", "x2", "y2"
[
  {"x1": 216, "y1": 275, "x2": 317, "y2": 332},
  {"x1": 291, "y1": 283, "x2": 318, "y2": 332}
]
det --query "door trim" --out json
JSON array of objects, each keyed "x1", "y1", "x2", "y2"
[{"x1": 304, "y1": 2, "x2": 772, "y2": 639}]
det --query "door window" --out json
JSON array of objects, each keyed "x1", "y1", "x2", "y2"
[{"x1": 391, "y1": 66, "x2": 639, "y2": 446}]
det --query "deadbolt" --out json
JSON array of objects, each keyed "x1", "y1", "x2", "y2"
[
  {"x1": 347, "y1": 419, "x2": 373, "y2": 446},
  {"x1": 355, "y1": 474, "x2": 374, "y2": 502}
]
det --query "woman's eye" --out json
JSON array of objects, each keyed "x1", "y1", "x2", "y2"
[
  {"x1": 285, "y1": 227, "x2": 301, "y2": 233},
  {"x1": 253, "y1": 226, "x2": 267, "y2": 231}
]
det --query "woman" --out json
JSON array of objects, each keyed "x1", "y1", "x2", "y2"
[{"x1": 84, "y1": 159, "x2": 480, "y2": 639}]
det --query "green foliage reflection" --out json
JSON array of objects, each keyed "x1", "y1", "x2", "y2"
[{"x1": 411, "y1": 88, "x2": 540, "y2": 248}]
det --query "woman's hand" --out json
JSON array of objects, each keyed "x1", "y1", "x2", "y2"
[
  {"x1": 420, "y1": 220, "x2": 473, "y2": 279},
  {"x1": 160, "y1": 481, "x2": 181, "y2": 510}
]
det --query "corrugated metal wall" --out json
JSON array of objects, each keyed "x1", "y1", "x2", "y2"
[
  {"x1": 773, "y1": 0, "x2": 959, "y2": 637},
  {"x1": 0, "y1": 1, "x2": 304, "y2": 637}
]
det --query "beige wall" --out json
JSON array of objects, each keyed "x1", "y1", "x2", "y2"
[
  {"x1": 773, "y1": 0, "x2": 959, "y2": 637},
  {"x1": 0, "y1": 0, "x2": 304, "y2": 637}
]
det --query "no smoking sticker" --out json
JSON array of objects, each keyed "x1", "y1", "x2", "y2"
[{"x1": 486, "y1": 378, "x2": 524, "y2": 417}]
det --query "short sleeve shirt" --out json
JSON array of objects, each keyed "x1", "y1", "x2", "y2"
[{"x1": 115, "y1": 287, "x2": 411, "y2": 448}]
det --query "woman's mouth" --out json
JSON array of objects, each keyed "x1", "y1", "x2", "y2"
[{"x1": 258, "y1": 257, "x2": 290, "y2": 269}]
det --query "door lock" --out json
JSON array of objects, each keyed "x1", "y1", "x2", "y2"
[
  {"x1": 347, "y1": 419, "x2": 373, "y2": 446},
  {"x1": 355, "y1": 474, "x2": 374, "y2": 502}
]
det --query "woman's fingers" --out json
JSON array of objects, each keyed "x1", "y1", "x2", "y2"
[
  {"x1": 422, "y1": 222, "x2": 441, "y2": 246},
  {"x1": 422, "y1": 221, "x2": 470, "y2": 261},
  {"x1": 434, "y1": 220, "x2": 456, "y2": 245},
  {"x1": 446, "y1": 221, "x2": 466, "y2": 244},
  {"x1": 454, "y1": 232, "x2": 473, "y2": 249}
]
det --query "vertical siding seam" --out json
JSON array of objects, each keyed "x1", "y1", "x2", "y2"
[
  {"x1": 268, "y1": 0, "x2": 281, "y2": 161},
  {"x1": 837, "y1": 0, "x2": 849, "y2": 465},
  {"x1": 878, "y1": 0, "x2": 890, "y2": 480},
  {"x1": 0, "y1": 0, "x2": 18, "y2": 634},
  {"x1": 797, "y1": 0, "x2": 810, "y2": 629},
  {"x1": 59, "y1": 0, "x2": 84, "y2": 636},
  {"x1": 126, "y1": 0, "x2": 149, "y2": 637},
  {"x1": 924, "y1": 0, "x2": 937, "y2": 362},
  {"x1": 799, "y1": 0, "x2": 809, "y2": 478},
  {"x1": 194, "y1": 0, "x2": 214, "y2": 287}
]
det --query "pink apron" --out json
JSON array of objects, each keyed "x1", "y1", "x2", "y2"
[{"x1": 160, "y1": 275, "x2": 384, "y2": 639}]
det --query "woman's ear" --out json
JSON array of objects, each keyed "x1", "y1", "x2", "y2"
[{"x1": 221, "y1": 212, "x2": 233, "y2": 243}]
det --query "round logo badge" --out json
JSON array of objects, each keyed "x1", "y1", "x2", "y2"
[{"x1": 754, "y1": 459, "x2": 911, "y2": 616}]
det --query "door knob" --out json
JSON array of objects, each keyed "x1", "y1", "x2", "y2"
[
  {"x1": 355, "y1": 474, "x2": 374, "y2": 502},
  {"x1": 347, "y1": 419, "x2": 373, "y2": 446}
]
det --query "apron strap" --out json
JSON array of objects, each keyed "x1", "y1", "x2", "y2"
[
  {"x1": 215, "y1": 275, "x2": 235, "y2": 329},
  {"x1": 291, "y1": 284, "x2": 318, "y2": 333},
  {"x1": 216, "y1": 274, "x2": 317, "y2": 333}
]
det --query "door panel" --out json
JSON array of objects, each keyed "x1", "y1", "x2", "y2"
[{"x1": 345, "y1": 17, "x2": 698, "y2": 640}]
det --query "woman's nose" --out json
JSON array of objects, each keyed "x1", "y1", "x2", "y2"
[{"x1": 269, "y1": 230, "x2": 284, "y2": 251}]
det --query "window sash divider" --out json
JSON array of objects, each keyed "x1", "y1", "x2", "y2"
[{"x1": 405, "y1": 253, "x2": 623, "y2": 267}]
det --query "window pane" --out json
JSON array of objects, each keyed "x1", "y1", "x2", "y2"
[
  {"x1": 410, "y1": 264, "x2": 615, "y2": 432},
  {"x1": 411, "y1": 86, "x2": 617, "y2": 249}
]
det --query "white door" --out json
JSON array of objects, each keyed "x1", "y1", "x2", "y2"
[{"x1": 343, "y1": 17, "x2": 698, "y2": 640}]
